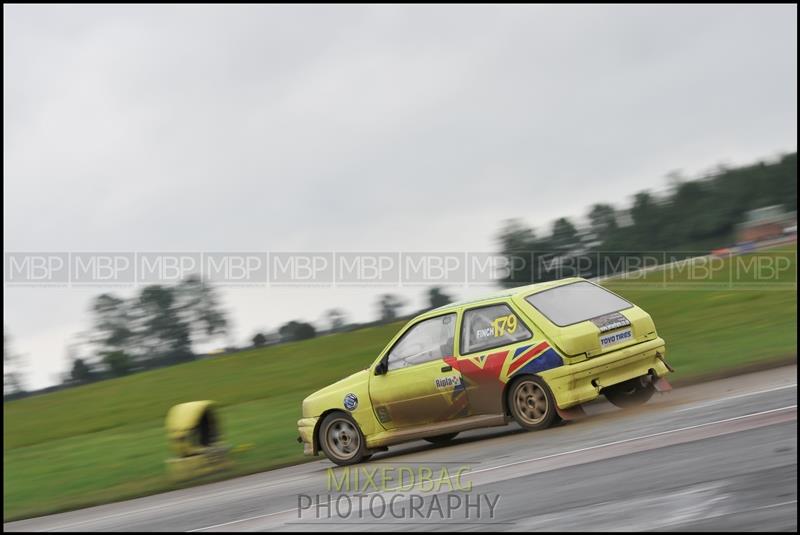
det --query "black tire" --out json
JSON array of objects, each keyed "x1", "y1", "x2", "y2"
[
  {"x1": 424, "y1": 432, "x2": 459, "y2": 444},
  {"x1": 604, "y1": 377, "x2": 656, "y2": 408},
  {"x1": 507, "y1": 375, "x2": 558, "y2": 431},
  {"x1": 318, "y1": 412, "x2": 368, "y2": 466}
]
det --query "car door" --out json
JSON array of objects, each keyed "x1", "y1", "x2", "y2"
[
  {"x1": 452, "y1": 301, "x2": 558, "y2": 415},
  {"x1": 369, "y1": 313, "x2": 467, "y2": 430}
]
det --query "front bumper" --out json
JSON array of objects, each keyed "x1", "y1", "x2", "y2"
[
  {"x1": 541, "y1": 337, "x2": 671, "y2": 409},
  {"x1": 297, "y1": 417, "x2": 319, "y2": 456}
]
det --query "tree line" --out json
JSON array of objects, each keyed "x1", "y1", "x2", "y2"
[
  {"x1": 3, "y1": 284, "x2": 455, "y2": 398},
  {"x1": 497, "y1": 152, "x2": 796, "y2": 286},
  {"x1": 248, "y1": 288, "x2": 452, "y2": 347},
  {"x1": 66, "y1": 275, "x2": 229, "y2": 384}
]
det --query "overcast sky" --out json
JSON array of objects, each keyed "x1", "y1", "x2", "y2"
[{"x1": 4, "y1": 4, "x2": 797, "y2": 388}]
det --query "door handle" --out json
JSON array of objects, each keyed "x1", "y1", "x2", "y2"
[{"x1": 441, "y1": 365, "x2": 452, "y2": 372}]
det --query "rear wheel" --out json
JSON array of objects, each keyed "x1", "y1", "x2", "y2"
[
  {"x1": 424, "y1": 432, "x2": 459, "y2": 444},
  {"x1": 507, "y1": 376, "x2": 558, "y2": 430},
  {"x1": 318, "y1": 412, "x2": 368, "y2": 466},
  {"x1": 604, "y1": 377, "x2": 655, "y2": 408}
]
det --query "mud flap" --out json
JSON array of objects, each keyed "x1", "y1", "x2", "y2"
[
  {"x1": 653, "y1": 377, "x2": 673, "y2": 393},
  {"x1": 556, "y1": 404, "x2": 587, "y2": 420}
]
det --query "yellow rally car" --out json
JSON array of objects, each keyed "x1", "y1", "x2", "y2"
[{"x1": 297, "y1": 277, "x2": 673, "y2": 465}]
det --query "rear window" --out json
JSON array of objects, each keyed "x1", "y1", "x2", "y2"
[{"x1": 525, "y1": 281, "x2": 631, "y2": 327}]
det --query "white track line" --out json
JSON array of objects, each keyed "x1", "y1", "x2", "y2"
[
  {"x1": 677, "y1": 383, "x2": 797, "y2": 412},
  {"x1": 39, "y1": 473, "x2": 320, "y2": 532},
  {"x1": 187, "y1": 404, "x2": 797, "y2": 532},
  {"x1": 754, "y1": 499, "x2": 798, "y2": 510},
  {"x1": 187, "y1": 508, "x2": 298, "y2": 532},
  {"x1": 666, "y1": 499, "x2": 798, "y2": 528},
  {"x1": 464, "y1": 404, "x2": 796, "y2": 478}
]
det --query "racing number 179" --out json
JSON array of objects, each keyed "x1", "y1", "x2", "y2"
[{"x1": 491, "y1": 314, "x2": 517, "y2": 337}]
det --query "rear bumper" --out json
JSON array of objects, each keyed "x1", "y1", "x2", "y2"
[
  {"x1": 540, "y1": 337, "x2": 670, "y2": 409},
  {"x1": 297, "y1": 417, "x2": 319, "y2": 456}
]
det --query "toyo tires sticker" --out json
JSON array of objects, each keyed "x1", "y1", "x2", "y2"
[{"x1": 599, "y1": 327, "x2": 633, "y2": 348}]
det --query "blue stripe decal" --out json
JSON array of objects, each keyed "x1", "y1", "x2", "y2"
[
  {"x1": 513, "y1": 344, "x2": 532, "y2": 358},
  {"x1": 514, "y1": 348, "x2": 563, "y2": 376}
]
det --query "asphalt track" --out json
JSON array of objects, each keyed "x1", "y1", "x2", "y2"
[{"x1": 6, "y1": 365, "x2": 797, "y2": 532}]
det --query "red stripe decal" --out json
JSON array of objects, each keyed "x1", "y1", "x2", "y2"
[{"x1": 507, "y1": 341, "x2": 549, "y2": 375}]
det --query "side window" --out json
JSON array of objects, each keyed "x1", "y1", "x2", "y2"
[
  {"x1": 387, "y1": 314, "x2": 456, "y2": 371},
  {"x1": 461, "y1": 303, "x2": 532, "y2": 354}
]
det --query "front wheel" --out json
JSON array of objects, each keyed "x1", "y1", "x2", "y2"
[
  {"x1": 507, "y1": 376, "x2": 558, "y2": 430},
  {"x1": 603, "y1": 377, "x2": 656, "y2": 408},
  {"x1": 318, "y1": 412, "x2": 368, "y2": 466}
]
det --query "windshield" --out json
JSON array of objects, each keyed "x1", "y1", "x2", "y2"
[{"x1": 525, "y1": 281, "x2": 631, "y2": 327}]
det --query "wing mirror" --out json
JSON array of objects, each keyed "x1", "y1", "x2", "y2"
[{"x1": 374, "y1": 359, "x2": 388, "y2": 375}]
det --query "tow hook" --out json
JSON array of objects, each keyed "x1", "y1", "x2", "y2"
[
  {"x1": 591, "y1": 378, "x2": 603, "y2": 392},
  {"x1": 656, "y1": 352, "x2": 675, "y2": 373}
]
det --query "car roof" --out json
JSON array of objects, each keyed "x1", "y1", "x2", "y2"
[{"x1": 427, "y1": 276, "x2": 586, "y2": 315}]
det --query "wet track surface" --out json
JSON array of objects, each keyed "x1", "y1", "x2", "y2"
[{"x1": 5, "y1": 365, "x2": 797, "y2": 532}]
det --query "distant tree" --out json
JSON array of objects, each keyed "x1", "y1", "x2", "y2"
[
  {"x1": 551, "y1": 217, "x2": 579, "y2": 252},
  {"x1": 102, "y1": 350, "x2": 132, "y2": 377},
  {"x1": 176, "y1": 275, "x2": 228, "y2": 341},
  {"x1": 496, "y1": 219, "x2": 538, "y2": 287},
  {"x1": 667, "y1": 179, "x2": 724, "y2": 242},
  {"x1": 326, "y1": 308, "x2": 347, "y2": 332},
  {"x1": 136, "y1": 285, "x2": 193, "y2": 365},
  {"x1": 497, "y1": 218, "x2": 536, "y2": 252},
  {"x1": 89, "y1": 293, "x2": 137, "y2": 368},
  {"x1": 665, "y1": 169, "x2": 686, "y2": 187},
  {"x1": 630, "y1": 191, "x2": 656, "y2": 226},
  {"x1": 73, "y1": 276, "x2": 231, "y2": 382},
  {"x1": 587, "y1": 204, "x2": 618, "y2": 241},
  {"x1": 252, "y1": 332, "x2": 267, "y2": 347},
  {"x1": 427, "y1": 287, "x2": 452, "y2": 309},
  {"x1": 278, "y1": 321, "x2": 316, "y2": 342},
  {"x1": 69, "y1": 358, "x2": 95, "y2": 384},
  {"x1": 3, "y1": 328, "x2": 25, "y2": 397},
  {"x1": 630, "y1": 191, "x2": 658, "y2": 234},
  {"x1": 378, "y1": 294, "x2": 404, "y2": 323}
]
